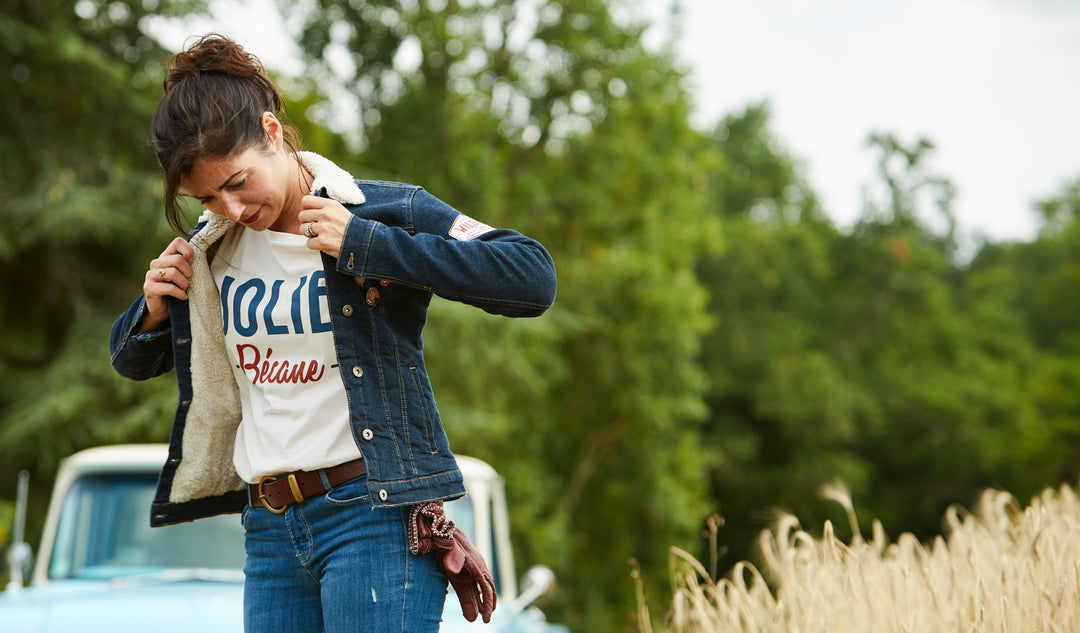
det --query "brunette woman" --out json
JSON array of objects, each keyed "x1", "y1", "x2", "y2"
[{"x1": 109, "y1": 33, "x2": 556, "y2": 633}]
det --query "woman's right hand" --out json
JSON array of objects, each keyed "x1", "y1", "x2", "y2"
[{"x1": 139, "y1": 237, "x2": 195, "y2": 331}]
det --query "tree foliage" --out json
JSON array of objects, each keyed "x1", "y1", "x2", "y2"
[
  {"x1": 286, "y1": 1, "x2": 718, "y2": 627},
  {"x1": 696, "y1": 131, "x2": 1059, "y2": 581},
  {"x1": 0, "y1": 0, "x2": 210, "y2": 481}
]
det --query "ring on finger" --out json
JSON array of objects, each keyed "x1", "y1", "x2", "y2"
[
  {"x1": 157, "y1": 268, "x2": 168, "y2": 281},
  {"x1": 304, "y1": 222, "x2": 318, "y2": 238}
]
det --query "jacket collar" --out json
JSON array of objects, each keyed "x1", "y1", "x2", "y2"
[{"x1": 297, "y1": 151, "x2": 365, "y2": 205}]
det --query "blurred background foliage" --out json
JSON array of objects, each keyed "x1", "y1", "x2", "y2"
[{"x1": 3, "y1": 0, "x2": 1080, "y2": 631}]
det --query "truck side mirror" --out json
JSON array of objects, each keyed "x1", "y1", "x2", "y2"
[{"x1": 509, "y1": 564, "x2": 556, "y2": 611}]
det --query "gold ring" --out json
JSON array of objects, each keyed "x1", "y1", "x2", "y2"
[{"x1": 157, "y1": 268, "x2": 167, "y2": 281}]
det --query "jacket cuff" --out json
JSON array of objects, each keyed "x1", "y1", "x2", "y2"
[{"x1": 336, "y1": 215, "x2": 378, "y2": 278}]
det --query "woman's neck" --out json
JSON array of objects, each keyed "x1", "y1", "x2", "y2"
[{"x1": 272, "y1": 156, "x2": 314, "y2": 234}]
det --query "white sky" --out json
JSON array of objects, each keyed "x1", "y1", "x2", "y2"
[
  {"x1": 651, "y1": 0, "x2": 1080, "y2": 244},
  {"x1": 148, "y1": 0, "x2": 1080, "y2": 245}
]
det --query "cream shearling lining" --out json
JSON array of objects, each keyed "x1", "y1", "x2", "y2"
[
  {"x1": 298, "y1": 151, "x2": 366, "y2": 205},
  {"x1": 169, "y1": 152, "x2": 365, "y2": 503}
]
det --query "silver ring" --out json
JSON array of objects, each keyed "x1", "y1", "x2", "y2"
[{"x1": 304, "y1": 222, "x2": 317, "y2": 238}]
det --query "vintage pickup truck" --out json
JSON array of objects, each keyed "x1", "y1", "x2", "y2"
[{"x1": 1, "y1": 444, "x2": 567, "y2": 633}]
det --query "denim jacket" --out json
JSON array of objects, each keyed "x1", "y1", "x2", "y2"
[{"x1": 110, "y1": 152, "x2": 556, "y2": 526}]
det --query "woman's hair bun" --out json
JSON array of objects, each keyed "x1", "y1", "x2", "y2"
[{"x1": 164, "y1": 33, "x2": 270, "y2": 94}]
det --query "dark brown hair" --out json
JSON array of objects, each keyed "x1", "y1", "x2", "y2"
[{"x1": 152, "y1": 33, "x2": 302, "y2": 233}]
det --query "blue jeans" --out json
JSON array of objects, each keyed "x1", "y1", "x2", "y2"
[{"x1": 241, "y1": 474, "x2": 448, "y2": 632}]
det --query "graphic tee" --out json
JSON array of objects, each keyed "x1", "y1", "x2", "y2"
[{"x1": 211, "y1": 227, "x2": 360, "y2": 483}]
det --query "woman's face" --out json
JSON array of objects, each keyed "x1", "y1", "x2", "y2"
[
  {"x1": 183, "y1": 147, "x2": 293, "y2": 231},
  {"x1": 181, "y1": 113, "x2": 301, "y2": 232}
]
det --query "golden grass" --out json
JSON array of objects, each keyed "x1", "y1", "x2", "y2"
[{"x1": 656, "y1": 482, "x2": 1080, "y2": 633}]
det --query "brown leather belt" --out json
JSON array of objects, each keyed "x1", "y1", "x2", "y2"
[{"x1": 247, "y1": 457, "x2": 367, "y2": 514}]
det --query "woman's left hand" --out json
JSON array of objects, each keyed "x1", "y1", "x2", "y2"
[{"x1": 298, "y1": 195, "x2": 353, "y2": 259}]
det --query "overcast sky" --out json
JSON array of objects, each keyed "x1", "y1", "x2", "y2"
[
  {"x1": 649, "y1": 0, "x2": 1080, "y2": 244},
  {"x1": 149, "y1": 0, "x2": 1080, "y2": 246}
]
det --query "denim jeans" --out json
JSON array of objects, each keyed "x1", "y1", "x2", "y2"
[{"x1": 241, "y1": 474, "x2": 448, "y2": 632}]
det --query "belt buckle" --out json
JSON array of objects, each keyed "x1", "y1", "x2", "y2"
[{"x1": 257, "y1": 473, "x2": 304, "y2": 514}]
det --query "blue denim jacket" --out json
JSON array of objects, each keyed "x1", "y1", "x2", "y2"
[{"x1": 110, "y1": 153, "x2": 556, "y2": 526}]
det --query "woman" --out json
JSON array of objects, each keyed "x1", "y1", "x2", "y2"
[{"x1": 109, "y1": 33, "x2": 556, "y2": 632}]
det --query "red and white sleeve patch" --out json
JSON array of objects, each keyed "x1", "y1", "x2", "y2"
[{"x1": 449, "y1": 214, "x2": 496, "y2": 241}]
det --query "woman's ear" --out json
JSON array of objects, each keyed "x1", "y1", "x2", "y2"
[{"x1": 261, "y1": 111, "x2": 284, "y2": 151}]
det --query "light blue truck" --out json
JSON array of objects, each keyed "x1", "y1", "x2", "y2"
[{"x1": 1, "y1": 444, "x2": 568, "y2": 633}]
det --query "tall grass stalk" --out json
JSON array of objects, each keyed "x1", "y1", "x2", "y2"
[{"x1": 657, "y1": 483, "x2": 1080, "y2": 632}]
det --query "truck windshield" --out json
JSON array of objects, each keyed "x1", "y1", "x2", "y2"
[{"x1": 48, "y1": 473, "x2": 246, "y2": 580}]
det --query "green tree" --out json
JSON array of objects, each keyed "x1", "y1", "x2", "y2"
[
  {"x1": 288, "y1": 1, "x2": 719, "y2": 629},
  {"x1": 1034, "y1": 176, "x2": 1080, "y2": 236},
  {"x1": 0, "y1": 0, "x2": 215, "y2": 591},
  {"x1": 707, "y1": 102, "x2": 822, "y2": 225},
  {"x1": 697, "y1": 132, "x2": 1039, "y2": 573},
  {"x1": 965, "y1": 176, "x2": 1080, "y2": 495},
  {"x1": 0, "y1": 0, "x2": 350, "y2": 485},
  {"x1": 0, "y1": 0, "x2": 210, "y2": 483}
]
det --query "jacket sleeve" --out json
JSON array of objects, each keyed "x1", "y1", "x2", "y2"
[
  {"x1": 334, "y1": 187, "x2": 556, "y2": 318},
  {"x1": 109, "y1": 295, "x2": 175, "y2": 380}
]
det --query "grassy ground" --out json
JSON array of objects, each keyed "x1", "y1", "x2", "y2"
[{"x1": 645, "y1": 482, "x2": 1080, "y2": 632}]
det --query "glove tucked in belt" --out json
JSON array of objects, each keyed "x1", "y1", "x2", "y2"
[{"x1": 408, "y1": 502, "x2": 497, "y2": 623}]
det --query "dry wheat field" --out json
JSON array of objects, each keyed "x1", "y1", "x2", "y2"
[{"x1": 650, "y1": 482, "x2": 1080, "y2": 633}]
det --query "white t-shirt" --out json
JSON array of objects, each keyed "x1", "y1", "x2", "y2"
[{"x1": 211, "y1": 228, "x2": 360, "y2": 483}]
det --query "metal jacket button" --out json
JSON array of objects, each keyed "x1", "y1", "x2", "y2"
[
  {"x1": 378, "y1": 489, "x2": 388, "y2": 501},
  {"x1": 362, "y1": 428, "x2": 374, "y2": 441},
  {"x1": 352, "y1": 366, "x2": 363, "y2": 378},
  {"x1": 342, "y1": 304, "x2": 353, "y2": 316}
]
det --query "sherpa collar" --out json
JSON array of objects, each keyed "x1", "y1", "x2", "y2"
[
  {"x1": 297, "y1": 151, "x2": 366, "y2": 205},
  {"x1": 169, "y1": 152, "x2": 363, "y2": 504}
]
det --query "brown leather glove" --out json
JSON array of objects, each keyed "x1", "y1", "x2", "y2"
[
  {"x1": 440, "y1": 528, "x2": 497, "y2": 623},
  {"x1": 408, "y1": 502, "x2": 498, "y2": 623},
  {"x1": 408, "y1": 502, "x2": 455, "y2": 555}
]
